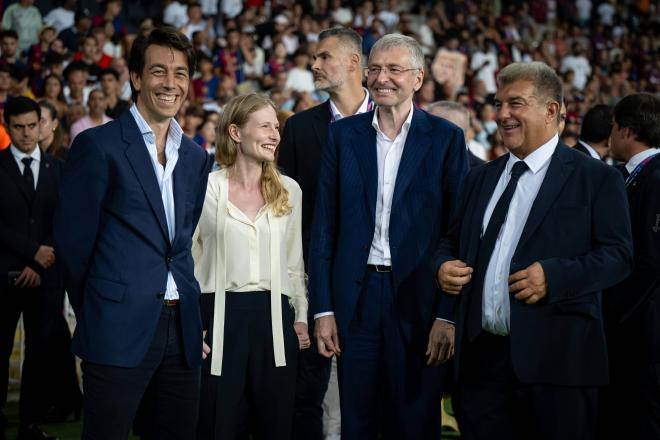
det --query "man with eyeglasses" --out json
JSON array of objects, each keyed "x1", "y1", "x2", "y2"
[{"x1": 309, "y1": 33, "x2": 468, "y2": 439}]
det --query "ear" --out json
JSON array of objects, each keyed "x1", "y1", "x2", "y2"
[
  {"x1": 348, "y1": 52, "x2": 361, "y2": 71},
  {"x1": 546, "y1": 100, "x2": 560, "y2": 125},
  {"x1": 129, "y1": 71, "x2": 141, "y2": 95},
  {"x1": 228, "y1": 123, "x2": 241, "y2": 144},
  {"x1": 412, "y1": 69, "x2": 425, "y2": 93}
]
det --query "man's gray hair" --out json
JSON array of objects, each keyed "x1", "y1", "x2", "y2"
[
  {"x1": 497, "y1": 61, "x2": 563, "y2": 106},
  {"x1": 427, "y1": 101, "x2": 470, "y2": 137},
  {"x1": 318, "y1": 27, "x2": 363, "y2": 57},
  {"x1": 368, "y1": 33, "x2": 424, "y2": 71}
]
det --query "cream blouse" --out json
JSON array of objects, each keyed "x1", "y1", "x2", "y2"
[{"x1": 192, "y1": 168, "x2": 308, "y2": 376}]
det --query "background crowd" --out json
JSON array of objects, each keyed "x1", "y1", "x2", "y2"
[{"x1": 0, "y1": 0, "x2": 655, "y2": 160}]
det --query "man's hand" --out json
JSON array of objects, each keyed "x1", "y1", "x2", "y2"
[
  {"x1": 437, "y1": 260, "x2": 473, "y2": 294},
  {"x1": 294, "y1": 322, "x2": 311, "y2": 350},
  {"x1": 33, "y1": 245, "x2": 55, "y2": 269},
  {"x1": 202, "y1": 330, "x2": 211, "y2": 360},
  {"x1": 15, "y1": 266, "x2": 40, "y2": 288},
  {"x1": 314, "y1": 315, "x2": 341, "y2": 358},
  {"x1": 426, "y1": 320, "x2": 455, "y2": 366},
  {"x1": 509, "y1": 262, "x2": 548, "y2": 304}
]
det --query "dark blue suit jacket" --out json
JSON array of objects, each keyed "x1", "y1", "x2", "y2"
[
  {"x1": 309, "y1": 107, "x2": 468, "y2": 346},
  {"x1": 433, "y1": 143, "x2": 633, "y2": 386},
  {"x1": 54, "y1": 111, "x2": 210, "y2": 369}
]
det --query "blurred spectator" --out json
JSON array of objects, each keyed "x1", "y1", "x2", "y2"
[
  {"x1": 285, "y1": 49, "x2": 314, "y2": 93},
  {"x1": 93, "y1": 0, "x2": 127, "y2": 42},
  {"x1": 193, "y1": 54, "x2": 219, "y2": 104},
  {"x1": 574, "y1": 104, "x2": 613, "y2": 161},
  {"x1": 73, "y1": 35, "x2": 113, "y2": 80},
  {"x1": 99, "y1": 68, "x2": 129, "y2": 119},
  {"x1": 192, "y1": 117, "x2": 216, "y2": 150},
  {"x1": 163, "y1": 0, "x2": 188, "y2": 29},
  {"x1": 40, "y1": 73, "x2": 68, "y2": 118},
  {"x1": 560, "y1": 42, "x2": 592, "y2": 91},
  {"x1": 110, "y1": 56, "x2": 132, "y2": 102},
  {"x1": 69, "y1": 88, "x2": 112, "y2": 144},
  {"x1": 43, "y1": 0, "x2": 78, "y2": 34},
  {"x1": 1, "y1": 0, "x2": 42, "y2": 53},
  {"x1": 10, "y1": 65, "x2": 36, "y2": 99},
  {"x1": 63, "y1": 61, "x2": 91, "y2": 105},
  {"x1": 58, "y1": 8, "x2": 93, "y2": 53},
  {"x1": 182, "y1": 104, "x2": 204, "y2": 138},
  {"x1": 38, "y1": 99, "x2": 68, "y2": 159},
  {"x1": 0, "y1": 30, "x2": 27, "y2": 70},
  {"x1": 27, "y1": 26, "x2": 57, "y2": 75}
]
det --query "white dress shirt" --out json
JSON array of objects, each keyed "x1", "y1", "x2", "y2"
[
  {"x1": 10, "y1": 145, "x2": 40, "y2": 188},
  {"x1": 328, "y1": 88, "x2": 371, "y2": 122},
  {"x1": 481, "y1": 134, "x2": 558, "y2": 335},
  {"x1": 368, "y1": 105, "x2": 414, "y2": 265},
  {"x1": 625, "y1": 148, "x2": 660, "y2": 175},
  {"x1": 130, "y1": 104, "x2": 182, "y2": 300},
  {"x1": 577, "y1": 140, "x2": 600, "y2": 160}
]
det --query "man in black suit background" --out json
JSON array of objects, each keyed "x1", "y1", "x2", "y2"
[
  {"x1": 433, "y1": 62, "x2": 633, "y2": 440},
  {"x1": 600, "y1": 93, "x2": 660, "y2": 440},
  {"x1": 278, "y1": 26, "x2": 370, "y2": 440},
  {"x1": 573, "y1": 104, "x2": 612, "y2": 161},
  {"x1": 0, "y1": 97, "x2": 61, "y2": 440}
]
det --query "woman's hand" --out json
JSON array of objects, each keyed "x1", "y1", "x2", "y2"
[{"x1": 294, "y1": 322, "x2": 311, "y2": 350}]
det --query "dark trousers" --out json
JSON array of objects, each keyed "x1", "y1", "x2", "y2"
[
  {"x1": 292, "y1": 317, "x2": 332, "y2": 440},
  {"x1": 338, "y1": 271, "x2": 445, "y2": 440},
  {"x1": 460, "y1": 331, "x2": 598, "y2": 440},
  {"x1": 81, "y1": 305, "x2": 200, "y2": 440},
  {"x1": 0, "y1": 284, "x2": 63, "y2": 430},
  {"x1": 198, "y1": 292, "x2": 298, "y2": 440}
]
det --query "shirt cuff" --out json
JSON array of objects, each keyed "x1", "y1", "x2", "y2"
[
  {"x1": 435, "y1": 318, "x2": 455, "y2": 324},
  {"x1": 314, "y1": 311, "x2": 334, "y2": 320}
]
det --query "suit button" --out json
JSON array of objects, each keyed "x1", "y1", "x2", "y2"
[
  {"x1": 166, "y1": 254, "x2": 173, "y2": 263},
  {"x1": 156, "y1": 292, "x2": 165, "y2": 299}
]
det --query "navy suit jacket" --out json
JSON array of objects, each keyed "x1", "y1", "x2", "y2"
[
  {"x1": 433, "y1": 143, "x2": 633, "y2": 386},
  {"x1": 308, "y1": 107, "x2": 468, "y2": 346},
  {"x1": 54, "y1": 111, "x2": 210, "y2": 369}
]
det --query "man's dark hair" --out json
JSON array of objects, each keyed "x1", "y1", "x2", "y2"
[
  {"x1": 128, "y1": 26, "x2": 196, "y2": 103},
  {"x1": 613, "y1": 93, "x2": 660, "y2": 148},
  {"x1": 9, "y1": 64, "x2": 29, "y2": 83},
  {"x1": 0, "y1": 30, "x2": 18, "y2": 41},
  {"x1": 318, "y1": 27, "x2": 362, "y2": 56},
  {"x1": 4, "y1": 96, "x2": 41, "y2": 125},
  {"x1": 580, "y1": 105, "x2": 613, "y2": 144},
  {"x1": 64, "y1": 60, "x2": 89, "y2": 79},
  {"x1": 99, "y1": 67, "x2": 120, "y2": 81}
]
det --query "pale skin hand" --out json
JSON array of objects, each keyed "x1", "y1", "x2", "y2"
[
  {"x1": 202, "y1": 330, "x2": 211, "y2": 360},
  {"x1": 15, "y1": 266, "x2": 40, "y2": 288},
  {"x1": 294, "y1": 321, "x2": 311, "y2": 350},
  {"x1": 34, "y1": 245, "x2": 55, "y2": 269},
  {"x1": 508, "y1": 262, "x2": 548, "y2": 304},
  {"x1": 437, "y1": 260, "x2": 473, "y2": 294},
  {"x1": 426, "y1": 320, "x2": 455, "y2": 366},
  {"x1": 314, "y1": 315, "x2": 341, "y2": 358}
]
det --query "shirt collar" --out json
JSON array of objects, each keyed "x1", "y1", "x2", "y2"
[
  {"x1": 578, "y1": 139, "x2": 600, "y2": 160},
  {"x1": 10, "y1": 144, "x2": 41, "y2": 163},
  {"x1": 129, "y1": 104, "x2": 183, "y2": 150},
  {"x1": 506, "y1": 133, "x2": 558, "y2": 175},
  {"x1": 626, "y1": 148, "x2": 660, "y2": 174},
  {"x1": 328, "y1": 87, "x2": 371, "y2": 121},
  {"x1": 371, "y1": 103, "x2": 414, "y2": 139}
]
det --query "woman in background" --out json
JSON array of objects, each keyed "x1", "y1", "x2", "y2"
[{"x1": 193, "y1": 93, "x2": 310, "y2": 440}]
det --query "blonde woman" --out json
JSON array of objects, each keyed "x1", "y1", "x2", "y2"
[{"x1": 193, "y1": 93, "x2": 310, "y2": 440}]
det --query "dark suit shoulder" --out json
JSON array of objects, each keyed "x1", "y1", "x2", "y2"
[
  {"x1": 561, "y1": 143, "x2": 614, "y2": 176},
  {"x1": 285, "y1": 101, "x2": 330, "y2": 128},
  {"x1": 424, "y1": 110, "x2": 464, "y2": 137}
]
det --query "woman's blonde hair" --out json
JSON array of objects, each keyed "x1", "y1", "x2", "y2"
[{"x1": 216, "y1": 93, "x2": 292, "y2": 216}]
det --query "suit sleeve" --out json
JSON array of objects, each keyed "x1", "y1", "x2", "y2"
[
  {"x1": 53, "y1": 131, "x2": 109, "y2": 313},
  {"x1": 541, "y1": 166, "x2": 634, "y2": 304},
  {"x1": 433, "y1": 153, "x2": 474, "y2": 321},
  {"x1": 277, "y1": 115, "x2": 297, "y2": 179},
  {"x1": 307, "y1": 125, "x2": 339, "y2": 316},
  {"x1": 0, "y1": 219, "x2": 40, "y2": 264}
]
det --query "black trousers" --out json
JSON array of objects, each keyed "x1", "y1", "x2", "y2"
[
  {"x1": 459, "y1": 331, "x2": 598, "y2": 440},
  {"x1": 81, "y1": 305, "x2": 200, "y2": 440},
  {"x1": 292, "y1": 317, "x2": 332, "y2": 440},
  {"x1": 0, "y1": 284, "x2": 63, "y2": 430},
  {"x1": 198, "y1": 292, "x2": 298, "y2": 440}
]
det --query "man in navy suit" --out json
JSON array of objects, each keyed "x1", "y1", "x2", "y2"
[
  {"x1": 601, "y1": 93, "x2": 660, "y2": 439},
  {"x1": 308, "y1": 34, "x2": 468, "y2": 439},
  {"x1": 434, "y1": 62, "x2": 633, "y2": 440},
  {"x1": 54, "y1": 27, "x2": 210, "y2": 439}
]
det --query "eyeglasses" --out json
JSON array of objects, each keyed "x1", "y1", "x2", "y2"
[{"x1": 366, "y1": 66, "x2": 420, "y2": 77}]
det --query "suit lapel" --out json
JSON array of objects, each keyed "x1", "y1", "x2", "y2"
[
  {"x1": 121, "y1": 112, "x2": 170, "y2": 242},
  {"x1": 465, "y1": 156, "x2": 507, "y2": 266},
  {"x1": 391, "y1": 108, "x2": 432, "y2": 210},
  {"x1": 0, "y1": 147, "x2": 34, "y2": 202},
  {"x1": 516, "y1": 144, "x2": 575, "y2": 252},
  {"x1": 172, "y1": 140, "x2": 189, "y2": 246},
  {"x1": 350, "y1": 115, "x2": 378, "y2": 222}
]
